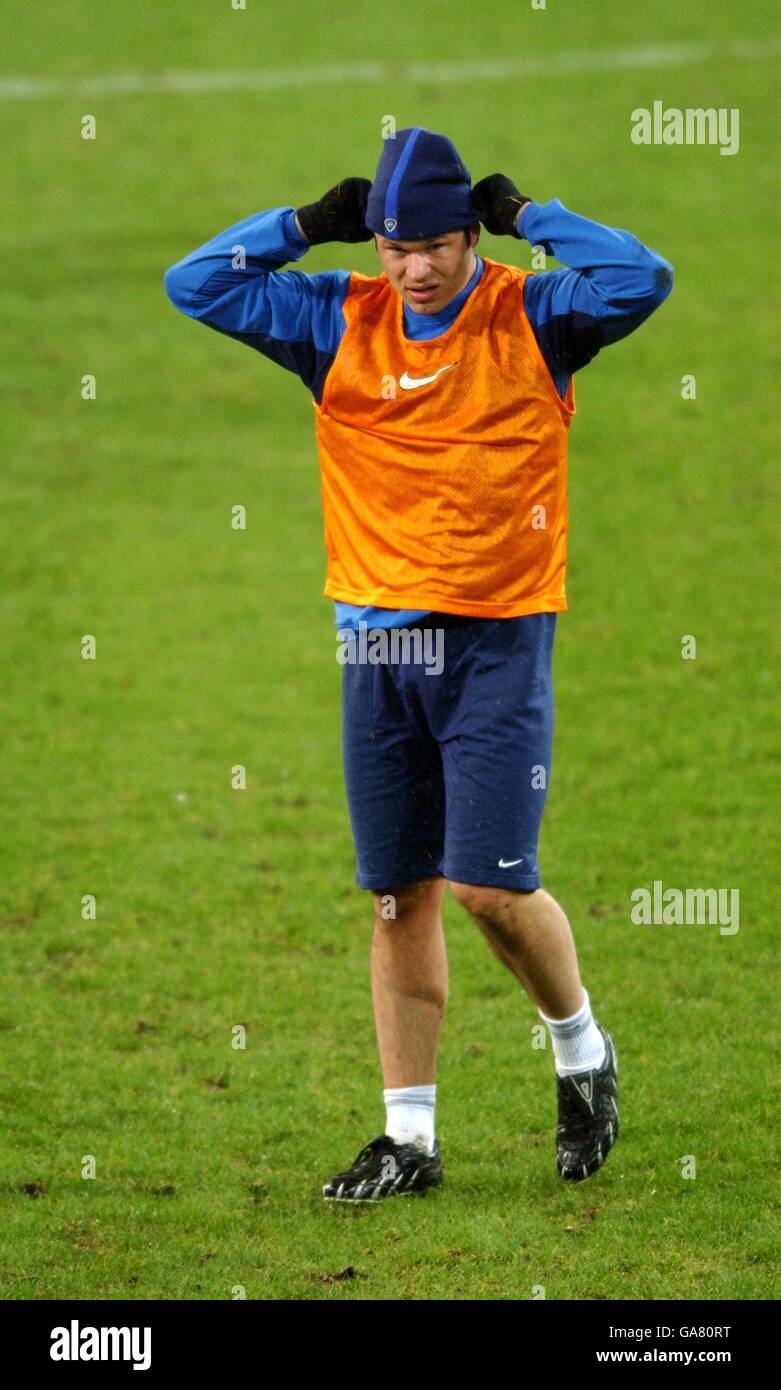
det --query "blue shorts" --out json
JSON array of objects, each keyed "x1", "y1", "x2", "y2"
[{"x1": 340, "y1": 612, "x2": 556, "y2": 893}]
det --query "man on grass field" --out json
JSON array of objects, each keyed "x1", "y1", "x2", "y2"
[{"x1": 165, "y1": 126, "x2": 673, "y2": 1202}]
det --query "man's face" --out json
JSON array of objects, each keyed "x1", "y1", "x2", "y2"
[{"x1": 375, "y1": 225, "x2": 480, "y2": 315}]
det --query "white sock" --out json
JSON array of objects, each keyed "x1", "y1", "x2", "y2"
[
  {"x1": 383, "y1": 1084, "x2": 436, "y2": 1154},
  {"x1": 538, "y1": 988, "x2": 606, "y2": 1076}
]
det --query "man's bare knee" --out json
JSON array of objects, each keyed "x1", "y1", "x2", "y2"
[
  {"x1": 449, "y1": 880, "x2": 543, "y2": 922},
  {"x1": 372, "y1": 877, "x2": 446, "y2": 925}
]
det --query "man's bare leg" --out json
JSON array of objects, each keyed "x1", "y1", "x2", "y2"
[
  {"x1": 321, "y1": 877, "x2": 449, "y2": 1200},
  {"x1": 447, "y1": 883, "x2": 584, "y2": 1019},
  {"x1": 370, "y1": 876, "x2": 448, "y2": 1087},
  {"x1": 446, "y1": 881, "x2": 619, "y2": 1181}
]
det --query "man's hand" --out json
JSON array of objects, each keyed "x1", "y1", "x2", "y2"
[
  {"x1": 295, "y1": 177, "x2": 373, "y2": 245},
  {"x1": 471, "y1": 173, "x2": 532, "y2": 238}
]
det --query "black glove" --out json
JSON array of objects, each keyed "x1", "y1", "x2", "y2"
[
  {"x1": 471, "y1": 173, "x2": 532, "y2": 238},
  {"x1": 295, "y1": 177, "x2": 373, "y2": 245}
]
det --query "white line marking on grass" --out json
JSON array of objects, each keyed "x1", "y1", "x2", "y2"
[{"x1": 1, "y1": 37, "x2": 780, "y2": 101}]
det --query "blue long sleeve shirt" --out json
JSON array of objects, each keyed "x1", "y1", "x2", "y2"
[{"x1": 164, "y1": 200, "x2": 673, "y2": 632}]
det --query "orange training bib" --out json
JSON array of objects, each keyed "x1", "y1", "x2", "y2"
[{"x1": 313, "y1": 255, "x2": 575, "y2": 618}]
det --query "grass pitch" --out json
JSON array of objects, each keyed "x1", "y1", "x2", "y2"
[{"x1": 1, "y1": 0, "x2": 779, "y2": 1300}]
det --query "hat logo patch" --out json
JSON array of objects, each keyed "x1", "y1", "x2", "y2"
[{"x1": 384, "y1": 217, "x2": 397, "y2": 232}]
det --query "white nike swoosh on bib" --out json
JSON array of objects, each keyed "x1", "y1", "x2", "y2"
[
  {"x1": 398, "y1": 363, "x2": 457, "y2": 391},
  {"x1": 498, "y1": 857, "x2": 525, "y2": 868}
]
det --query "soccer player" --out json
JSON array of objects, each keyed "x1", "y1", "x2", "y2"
[{"x1": 164, "y1": 126, "x2": 673, "y2": 1201}]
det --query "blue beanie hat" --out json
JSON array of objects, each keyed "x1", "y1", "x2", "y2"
[{"x1": 365, "y1": 126, "x2": 475, "y2": 241}]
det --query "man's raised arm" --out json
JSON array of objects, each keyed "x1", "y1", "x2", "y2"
[
  {"x1": 472, "y1": 174, "x2": 674, "y2": 391},
  {"x1": 162, "y1": 179, "x2": 372, "y2": 394}
]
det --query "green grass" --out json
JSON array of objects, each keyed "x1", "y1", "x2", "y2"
[{"x1": 1, "y1": 0, "x2": 779, "y2": 1300}]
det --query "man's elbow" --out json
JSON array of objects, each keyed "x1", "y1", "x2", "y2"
[
  {"x1": 163, "y1": 262, "x2": 193, "y2": 315},
  {"x1": 623, "y1": 258, "x2": 674, "y2": 322},
  {"x1": 651, "y1": 259, "x2": 674, "y2": 307}
]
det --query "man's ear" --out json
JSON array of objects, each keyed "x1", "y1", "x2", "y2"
[{"x1": 470, "y1": 223, "x2": 481, "y2": 248}]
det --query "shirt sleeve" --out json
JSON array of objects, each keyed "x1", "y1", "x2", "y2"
[
  {"x1": 163, "y1": 207, "x2": 351, "y2": 398},
  {"x1": 518, "y1": 199, "x2": 674, "y2": 397}
]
